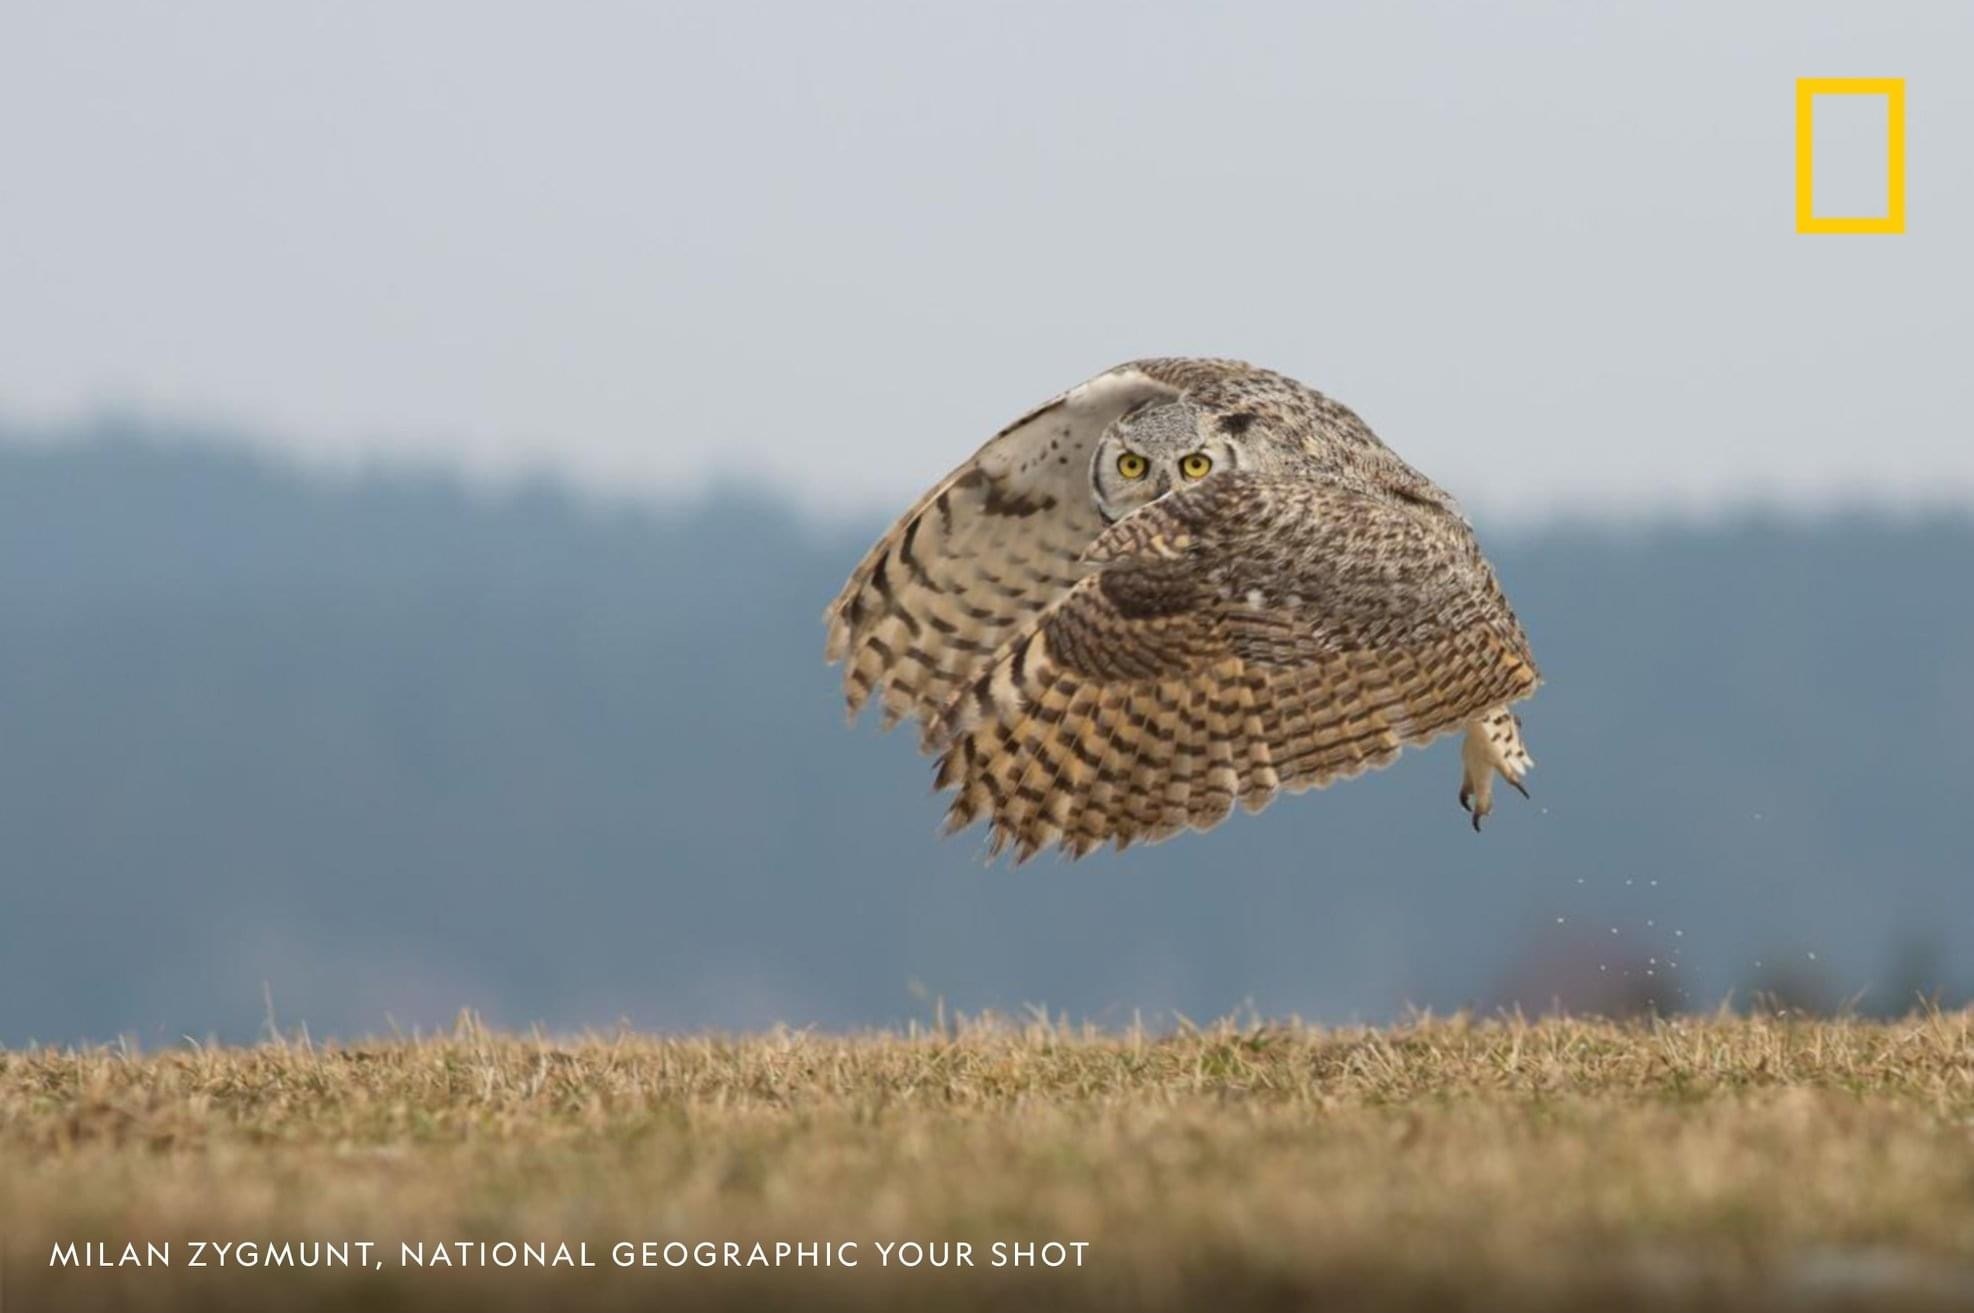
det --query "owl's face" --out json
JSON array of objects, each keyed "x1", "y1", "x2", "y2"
[{"x1": 1089, "y1": 401, "x2": 1241, "y2": 522}]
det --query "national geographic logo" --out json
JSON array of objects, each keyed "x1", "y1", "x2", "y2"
[{"x1": 1796, "y1": 77, "x2": 1906, "y2": 234}]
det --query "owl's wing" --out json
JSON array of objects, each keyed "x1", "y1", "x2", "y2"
[
  {"x1": 934, "y1": 471, "x2": 1540, "y2": 861},
  {"x1": 825, "y1": 363, "x2": 1187, "y2": 744}
]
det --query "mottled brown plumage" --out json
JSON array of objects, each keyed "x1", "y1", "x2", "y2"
[{"x1": 824, "y1": 358, "x2": 1540, "y2": 861}]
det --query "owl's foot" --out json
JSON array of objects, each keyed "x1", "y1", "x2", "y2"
[{"x1": 1459, "y1": 708, "x2": 1533, "y2": 832}]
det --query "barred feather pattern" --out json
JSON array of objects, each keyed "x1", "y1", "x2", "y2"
[
  {"x1": 941, "y1": 639, "x2": 1537, "y2": 861},
  {"x1": 823, "y1": 367, "x2": 1180, "y2": 746},
  {"x1": 825, "y1": 358, "x2": 1543, "y2": 859},
  {"x1": 934, "y1": 474, "x2": 1540, "y2": 861}
]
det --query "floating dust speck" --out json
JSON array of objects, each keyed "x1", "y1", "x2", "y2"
[{"x1": 1555, "y1": 916, "x2": 1566, "y2": 924}]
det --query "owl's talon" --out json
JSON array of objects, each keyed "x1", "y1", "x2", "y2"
[
  {"x1": 1459, "y1": 785, "x2": 1487, "y2": 832},
  {"x1": 1508, "y1": 777, "x2": 1530, "y2": 800}
]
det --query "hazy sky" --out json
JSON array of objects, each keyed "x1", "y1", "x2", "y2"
[{"x1": 2, "y1": 2, "x2": 1969, "y2": 521}]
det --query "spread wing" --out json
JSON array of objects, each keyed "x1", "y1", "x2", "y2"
[
  {"x1": 934, "y1": 472, "x2": 1540, "y2": 861},
  {"x1": 824, "y1": 363, "x2": 1187, "y2": 744}
]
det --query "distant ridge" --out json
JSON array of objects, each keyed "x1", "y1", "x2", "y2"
[{"x1": 2, "y1": 426, "x2": 1971, "y2": 1045}]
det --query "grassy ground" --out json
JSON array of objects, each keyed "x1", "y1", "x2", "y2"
[{"x1": 6, "y1": 1012, "x2": 1974, "y2": 1311}]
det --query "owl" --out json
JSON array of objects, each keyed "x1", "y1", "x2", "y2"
[{"x1": 824, "y1": 358, "x2": 1539, "y2": 862}]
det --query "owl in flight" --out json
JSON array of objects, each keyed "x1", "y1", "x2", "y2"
[{"x1": 824, "y1": 358, "x2": 1539, "y2": 862}]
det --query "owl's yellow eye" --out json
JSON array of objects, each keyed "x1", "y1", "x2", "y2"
[
  {"x1": 1116, "y1": 452, "x2": 1149, "y2": 480},
  {"x1": 1179, "y1": 452, "x2": 1213, "y2": 480}
]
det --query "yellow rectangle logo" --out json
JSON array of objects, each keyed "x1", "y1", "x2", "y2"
[{"x1": 1796, "y1": 77, "x2": 1905, "y2": 233}]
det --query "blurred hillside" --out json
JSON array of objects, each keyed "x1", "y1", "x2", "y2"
[{"x1": 2, "y1": 422, "x2": 1971, "y2": 1045}]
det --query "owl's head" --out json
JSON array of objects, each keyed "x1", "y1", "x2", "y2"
[{"x1": 1090, "y1": 401, "x2": 1240, "y2": 522}]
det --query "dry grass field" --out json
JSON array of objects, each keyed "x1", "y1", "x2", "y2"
[{"x1": 6, "y1": 1011, "x2": 1974, "y2": 1311}]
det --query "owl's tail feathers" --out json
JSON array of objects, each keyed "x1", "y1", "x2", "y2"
[{"x1": 1459, "y1": 706, "x2": 1533, "y2": 832}]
